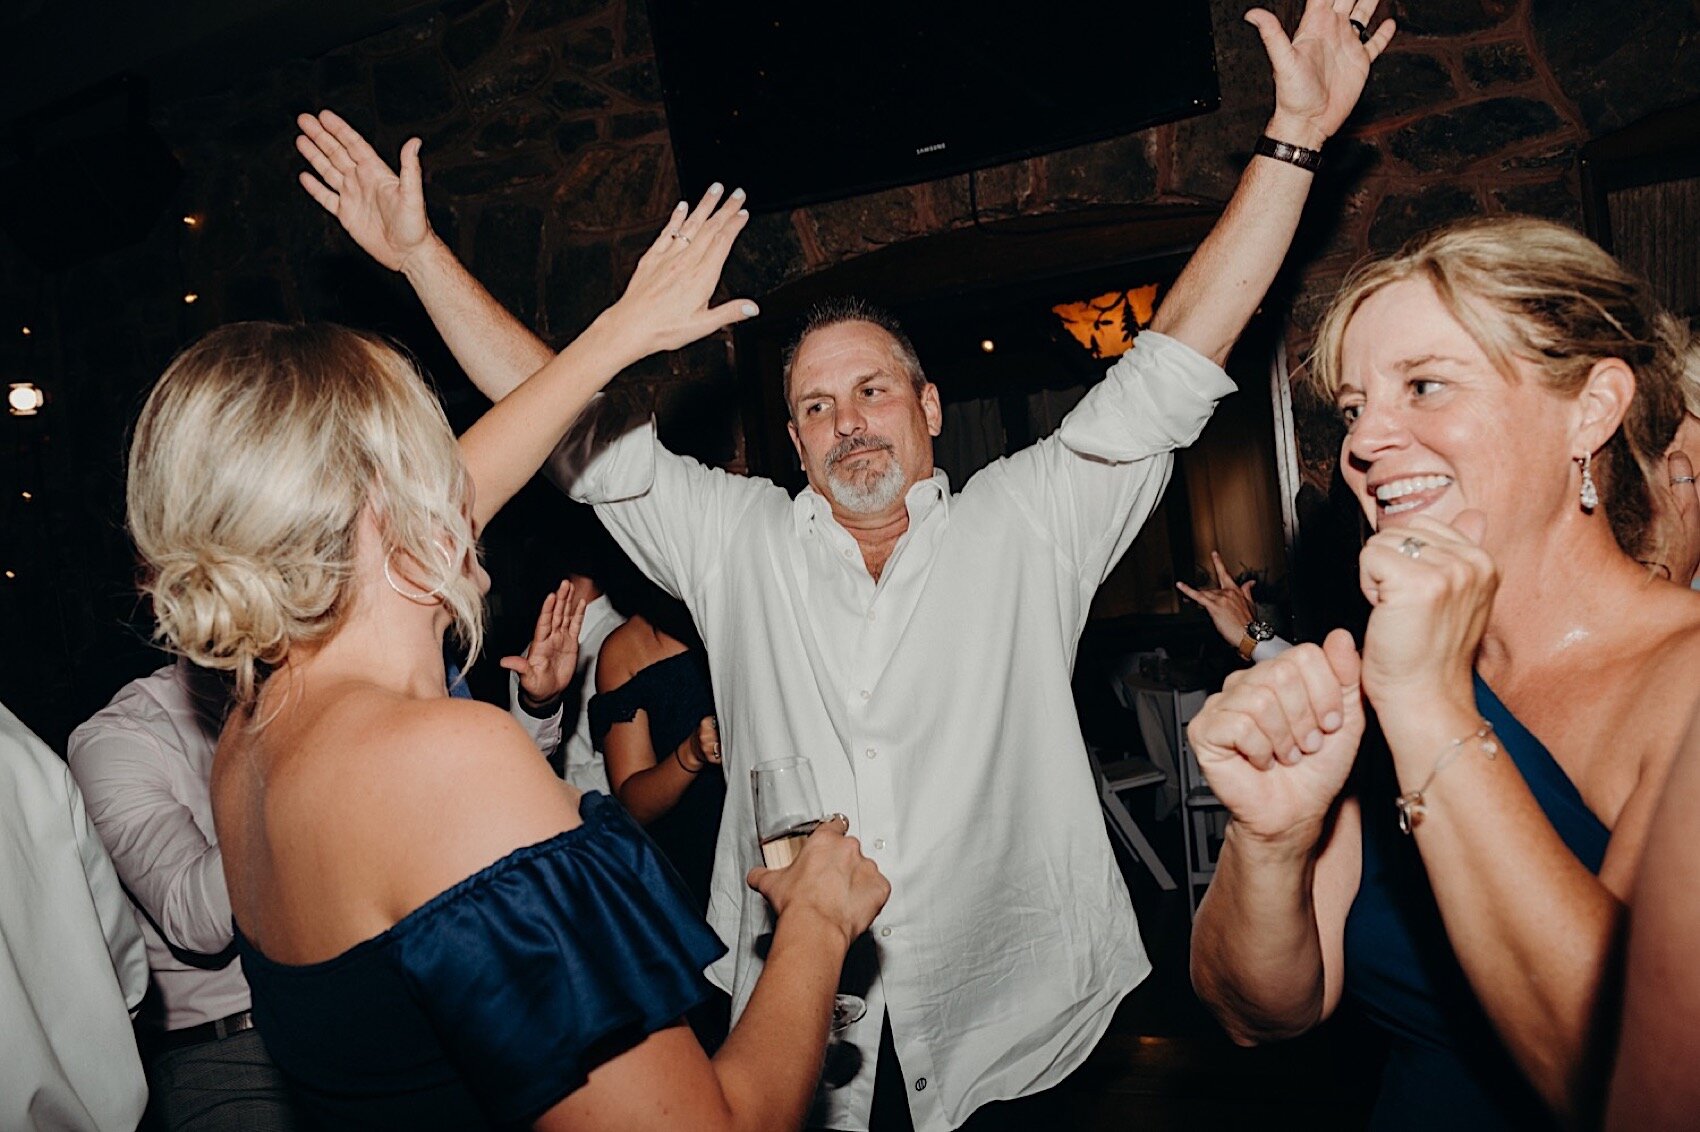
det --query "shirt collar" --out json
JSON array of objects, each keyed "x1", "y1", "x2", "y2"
[{"x1": 792, "y1": 469, "x2": 952, "y2": 536}]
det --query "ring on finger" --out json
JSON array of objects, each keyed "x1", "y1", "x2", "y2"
[
  {"x1": 1673, "y1": 474, "x2": 1696, "y2": 485},
  {"x1": 1348, "y1": 17, "x2": 1370, "y2": 42},
  {"x1": 1398, "y1": 536, "x2": 1426, "y2": 559},
  {"x1": 826, "y1": 811, "x2": 848, "y2": 829}
]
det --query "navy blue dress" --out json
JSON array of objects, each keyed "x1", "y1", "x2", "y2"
[
  {"x1": 1344, "y1": 675, "x2": 1609, "y2": 1130},
  {"x1": 236, "y1": 791, "x2": 726, "y2": 1130},
  {"x1": 589, "y1": 650, "x2": 724, "y2": 914}
]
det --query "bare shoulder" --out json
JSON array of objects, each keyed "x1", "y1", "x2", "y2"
[
  {"x1": 277, "y1": 691, "x2": 583, "y2": 921},
  {"x1": 596, "y1": 619, "x2": 647, "y2": 691}
]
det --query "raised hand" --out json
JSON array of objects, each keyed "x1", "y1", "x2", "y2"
[
  {"x1": 1177, "y1": 550, "x2": 1262, "y2": 650},
  {"x1": 499, "y1": 580, "x2": 588, "y2": 707},
  {"x1": 1186, "y1": 630, "x2": 1366, "y2": 842},
  {"x1": 1247, "y1": 0, "x2": 1397, "y2": 148},
  {"x1": 1358, "y1": 510, "x2": 1496, "y2": 712},
  {"x1": 748, "y1": 816, "x2": 891, "y2": 948},
  {"x1": 598, "y1": 183, "x2": 760, "y2": 360},
  {"x1": 1649, "y1": 441, "x2": 1700, "y2": 585},
  {"x1": 296, "y1": 110, "x2": 433, "y2": 272}
]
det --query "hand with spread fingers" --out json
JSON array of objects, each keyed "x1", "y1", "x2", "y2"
[
  {"x1": 1177, "y1": 551, "x2": 1263, "y2": 650},
  {"x1": 1249, "y1": 0, "x2": 1397, "y2": 150},
  {"x1": 295, "y1": 110, "x2": 433, "y2": 273},
  {"x1": 1186, "y1": 630, "x2": 1366, "y2": 842},
  {"x1": 1357, "y1": 510, "x2": 1498, "y2": 712},
  {"x1": 499, "y1": 580, "x2": 588, "y2": 710},
  {"x1": 604, "y1": 184, "x2": 759, "y2": 358}
]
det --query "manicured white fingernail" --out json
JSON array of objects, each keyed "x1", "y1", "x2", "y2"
[
  {"x1": 737, "y1": 208, "x2": 748, "y2": 218},
  {"x1": 675, "y1": 200, "x2": 688, "y2": 211},
  {"x1": 1323, "y1": 712, "x2": 1342, "y2": 731},
  {"x1": 740, "y1": 302, "x2": 759, "y2": 317},
  {"x1": 731, "y1": 187, "x2": 745, "y2": 199},
  {"x1": 1303, "y1": 729, "x2": 1323, "y2": 752},
  {"x1": 1283, "y1": 748, "x2": 1302, "y2": 766},
  {"x1": 708, "y1": 181, "x2": 724, "y2": 195}
]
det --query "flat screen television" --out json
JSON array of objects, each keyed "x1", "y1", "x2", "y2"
[{"x1": 647, "y1": 1, "x2": 1220, "y2": 212}]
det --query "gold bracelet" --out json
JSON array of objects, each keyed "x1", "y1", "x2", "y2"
[{"x1": 1395, "y1": 720, "x2": 1498, "y2": 834}]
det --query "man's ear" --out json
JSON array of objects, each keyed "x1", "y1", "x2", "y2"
[
  {"x1": 787, "y1": 419, "x2": 804, "y2": 466},
  {"x1": 1576, "y1": 357, "x2": 1635, "y2": 455},
  {"x1": 921, "y1": 382, "x2": 942, "y2": 437}
]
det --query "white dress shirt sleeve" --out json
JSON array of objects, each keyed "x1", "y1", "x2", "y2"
[
  {"x1": 67, "y1": 725, "x2": 234, "y2": 958},
  {"x1": 1252, "y1": 635, "x2": 1296, "y2": 662},
  {"x1": 546, "y1": 406, "x2": 770, "y2": 599},
  {"x1": 63, "y1": 766, "x2": 148, "y2": 1013},
  {"x1": 983, "y1": 330, "x2": 1236, "y2": 585},
  {"x1": 507, "y1": 670, "x2": 565, "y2": 755}
]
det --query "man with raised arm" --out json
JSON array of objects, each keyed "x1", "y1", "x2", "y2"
[{"x1": 296, "y1": 3, "x2": 1392, "y2": 1127}]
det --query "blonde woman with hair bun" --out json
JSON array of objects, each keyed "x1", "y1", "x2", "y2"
[
  {"x1": 126, "y1": 184, "x2": 888, "y2": 1131},
  {"x1": 1185, "y1": 215, "x2": 1700, "y2": 1129}
]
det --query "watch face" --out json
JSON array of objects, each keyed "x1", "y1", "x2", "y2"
[{"x1": 1247, "y1": 620, "x2": 1275, "y2": 642}]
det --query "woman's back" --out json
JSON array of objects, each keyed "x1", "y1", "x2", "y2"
[{"x1": 218, "y1": 679, "x2": 726, "y2": 1128}]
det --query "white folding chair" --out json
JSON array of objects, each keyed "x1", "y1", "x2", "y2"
[
  {"x1": 1172, "y1": 692, "x2": 1227, "y2": 917},
  {"x1": 1088, "y1": 745, "x2": 1176, "y2": 891}
]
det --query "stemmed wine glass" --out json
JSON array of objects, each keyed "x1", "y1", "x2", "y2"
[{"x1": 751, "y1": 757, "x2": 867, "y2": 1030}]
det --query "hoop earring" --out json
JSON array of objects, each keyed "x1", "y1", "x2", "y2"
[
  {"x1": 1577, "y1": 452, "x2": 1599, "y2": 512},
  {"x1": 383, "y1": 548, "x2": 446, "y2": 603}
]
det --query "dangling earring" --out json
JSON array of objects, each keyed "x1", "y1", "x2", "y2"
[
  {"x1": 1577, "y1": 452, "x2": 1599, "y2": 512},
  {"x1": 383, "y1": 548, "x2": 446, "y2": 603}
]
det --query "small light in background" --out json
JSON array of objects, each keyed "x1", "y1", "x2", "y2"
[
  {"x1": 183, "y1": 214, "x2": 201, "y2": 228},
  {"x1": 20, "y1": 326, "x2": 30, "y2": 336},
  {"x1": 980, "y1": 339, "x2": 996, "y2": 353},
  {"x1": 3, "y1": 571, "x2": 14, "y2": 580},
  {"x1": 183, "y1": 293, "x2": 199, "y2": 305},
  {"x1": 7, "y1": 382, "x2": 45, "y2": 417},
  {"x1": 20, "y1": 491, "x2": 32, "y2": 500}
]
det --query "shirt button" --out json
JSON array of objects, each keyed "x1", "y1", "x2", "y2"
[
  {"x1": 915, "y1": 1078, "x2": 927, "y2": 1092},
  {"x1": 859, "y1": 689, "x2": 870, "y2": 701},
  {"x1": 873, "y1": 837, "x2": 886, "y2": 850},
  {"x1": 866, "y1": 609, "x2": 876, "y2": 622},
  {"x1": 880, "y1": 926, "x2": 893, "y2": 938},
  {"x1": 842, "y1": 547, "x2": 854, "y2": 558},
  {"x1": 865, "y1": 747, "x2": 878, "y2": 759}
]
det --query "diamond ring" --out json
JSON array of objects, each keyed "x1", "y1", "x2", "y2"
[{"x1": 1398, "y1": 536, "x2": 1425, "y2": 559}]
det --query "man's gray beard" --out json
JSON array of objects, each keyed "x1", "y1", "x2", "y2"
[{"x1": 826, "y1": 454, "x2": 907, "y2": 514}]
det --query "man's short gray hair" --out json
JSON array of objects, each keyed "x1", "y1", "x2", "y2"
[{"x1": 780, "y1": 296, "x2": 927, "y2": 414}]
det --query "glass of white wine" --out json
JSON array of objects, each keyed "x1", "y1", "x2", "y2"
[{"x1": 751, "y1": 757, "x2": 867, "y2": 1030}]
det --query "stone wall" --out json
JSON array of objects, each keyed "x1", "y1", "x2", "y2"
[{"x1": 2, "y1": 0, "x2": 1698, "y2": 743}]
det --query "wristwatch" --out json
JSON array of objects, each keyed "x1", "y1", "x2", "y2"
[{"x1": 1237, "y1": 619, "x2": 1276, "y2": 662}]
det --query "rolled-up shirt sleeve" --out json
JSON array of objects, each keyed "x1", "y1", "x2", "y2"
[
  {"x1": 981, "y1": 331, "x2": 1236, "y2": 588},
  {"x1": 68, "y1": 724, "x2": 233, "y2": 958},
  {"x1": 545, "y1": 401, "x2": 771, "y2": 602}
]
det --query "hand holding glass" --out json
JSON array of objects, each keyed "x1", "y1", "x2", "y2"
[{"x1": 750, "y1": 757, "x2": 867, "y2": 1030}]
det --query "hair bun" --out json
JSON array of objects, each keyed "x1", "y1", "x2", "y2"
[{"x1": 144, "y1": 548, "x2": 295, "y2": 701}]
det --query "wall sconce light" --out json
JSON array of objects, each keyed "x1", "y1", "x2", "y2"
[
  {"x1": 183, "y1": 293, "x2": 200, "y2": 304},
  {"x1": 980, "y1": 339, "x2": 996, "y2": 353},
  {"x1": 8, "y1": 382, "x2": 45, "y2": 417},
  {"x1": 1051, "y1": 284, "x2": 1160, "y2": 359}
]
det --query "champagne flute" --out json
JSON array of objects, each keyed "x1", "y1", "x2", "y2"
[{"x1": 751, "y1": 757, "x2": 867, "y2": 1030}]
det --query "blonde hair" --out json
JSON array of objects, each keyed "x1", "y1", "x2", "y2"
[
  {"x1": 1310, "y1": 216, "x2": 1693, "y2": 559},
  {"x1": 126, "y1": 322, "x2": 484, "y2": 705}
]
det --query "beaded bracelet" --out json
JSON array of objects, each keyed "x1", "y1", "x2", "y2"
[{"x1": 1395, "y1": 720, "x2": 1498, "y2": 834}]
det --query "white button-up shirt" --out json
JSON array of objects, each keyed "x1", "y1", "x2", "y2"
[
  {"x1": 2, "y1": 700, "x2": 148, "y2": 1132},
  {"x1": 555, "y1": 331, "x2": 1233, "y2": 1131}
]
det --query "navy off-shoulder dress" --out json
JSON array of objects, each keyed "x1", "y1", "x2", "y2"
[
  {"x1": 1344, "y1": 675, "x2": 1609, "y2": 1130},
  {"x1": 237, "y1": 791, "x2": 726, "y2": 1130}
]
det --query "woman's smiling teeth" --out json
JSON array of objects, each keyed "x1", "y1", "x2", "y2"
[{"x1": 1374, "y1": 474, "x2": 1453, "y2": 515}]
